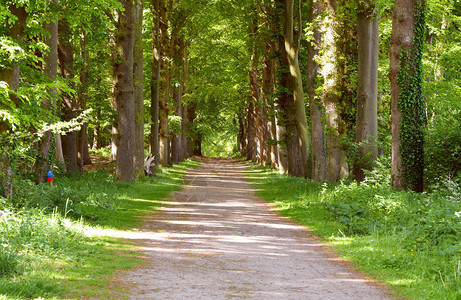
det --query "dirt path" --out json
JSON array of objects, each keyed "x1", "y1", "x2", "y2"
[{"x1": 122, "y1": 158, "x2": 392, "y2": 299}]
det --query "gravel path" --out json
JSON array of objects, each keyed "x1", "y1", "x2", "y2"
[{"x1": 122, "y1": 158, "x2": 392, "y2": 299}]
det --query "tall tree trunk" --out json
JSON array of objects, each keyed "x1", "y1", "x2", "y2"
[
  {"x1": 36, "y1": 0, "x2": 58, "y2": 183},
  {"x1": 276, "y1": 0, "x2": 303, "y2": 177},
  {"x1": 262, "y1": 41, "x2": 276, "y2": 167},
  {"x1": 307, "y1": 0, "x2": 327, "y2": 181},
  {"x1": 180, "y1": 42, "x2": 189, "y2": 161},
  {"x1": 322, "y1": 0, "x2": 342, "y2": 182},
  {"x1": 284, "y1": 0, "x2": 310, "y2": 178},
  {"x1": 389, "y1": 0, "x2": 426, "y2": 191},
  {"x1": 58, "y1": 18, "x2": 79, "y2": 173},
  {"x1": 246, "y1": 99, "x2": 257, "y2": 161},
  {"x1": 248, "y1": 13, "x2": 260, "y2": 162},
  {"x1": 158, "y1": 2, "x2": 170, "y2": 166},
  {"x1": 113, "y1": 0, "x2": 135, "y2": 182},
  {"x1": 150, "y1": 0, "x2": 160, "y2": 166},
  {"x1": 354, "y1": 4, "x2": 379, "y2": 181},
  {"x1": 0, "y1": 4, "x2": 27, "y2": 199},
  {"x1": 184, "y1": 101, "x2": 200, "y2": 157},
  {"x1": 238, "y1": 112, "x2": 246, "y2": 156},
  {"x1": 134, "y1": 0, "x2": 144, "y2": 178},
  {"x1": 171, "y1": 37, "x2": 182, "y2": 164},
  {"x1": 77, "y1": 30, "x2": 92, "y2": 172}
]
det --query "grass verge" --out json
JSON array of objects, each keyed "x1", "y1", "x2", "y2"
[
  {"x1": 245, "y1": 165, "x2": 461, "y2": 300},
  {"x1": 0, "y1": 159, "x2": 199, "y2": 299}
]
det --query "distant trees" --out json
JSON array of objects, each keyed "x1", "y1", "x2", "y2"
[{"x1": 236, "y1": 0, "x2": 432, "y2": 192}]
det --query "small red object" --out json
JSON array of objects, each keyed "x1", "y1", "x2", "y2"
[{"x1": 48, "y1": 177, "x2": 53, "y2": 182}]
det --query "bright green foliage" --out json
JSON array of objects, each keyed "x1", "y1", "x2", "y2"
[
  {"x1": 0, "y1": 158, "x2": 198, "y2": 299},
  {"x1": 247, "y1": 165, "x2": 461, "y2": 299},
  {"x1": 396, "y1": 1, "x2": 426, "y2": 192}
]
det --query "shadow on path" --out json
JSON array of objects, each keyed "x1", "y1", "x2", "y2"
[{"x1": 122, "y1": 158, "x2": 392, "y2": 300}]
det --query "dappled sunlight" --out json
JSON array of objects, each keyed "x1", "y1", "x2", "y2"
[{"x1": 122, "y1": 159, "x2": 391, "y2": 299}]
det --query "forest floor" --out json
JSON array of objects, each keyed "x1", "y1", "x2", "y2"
[{"x1": 117, "y1": 157, "x2": 394, "y2": 299}]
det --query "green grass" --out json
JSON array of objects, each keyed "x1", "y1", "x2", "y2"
[
  {"x1": 245, "y1": 165, "x2": 461, "y2": 300},
  {"x1": 0, "y1": 159, "x2": 199, "y2": 299}
]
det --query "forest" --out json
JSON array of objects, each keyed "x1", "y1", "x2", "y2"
[{"x1": 0, "y1": 0, "x2": 461, "y2": 298}]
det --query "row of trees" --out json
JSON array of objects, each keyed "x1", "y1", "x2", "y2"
[
  {"x1": 238, "y1": 0, "x2": 428, "y2": 192},
  {"x1": 1, "y1": 0, "x2": 460, "y2": 196}
]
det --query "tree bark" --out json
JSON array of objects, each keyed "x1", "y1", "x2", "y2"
[
  {"x1": 0, "y1": 4, "x2": 26, "y2": 199},
  {"x1": 77, "y1": 30, "x2": 92, "y2": 172},
  {"x1": 276, "y1": 0, "x2": 303, "y2": 177},
  {"x1": 321, "y1": 0, "x2": 342, "y2": 182},
  {"x1": 354, "y1": 4, "x2": 379, "y2": 181},
  {"x1": 180, "y1": 42, "x2": 189, "y2": 161},
  {"x1": 262, "y1": 41, "x2": 277, "y2": 167},
  {"x1": 36, "y1": 0, "x2": 58, "y2": 183},
  {"x1": 171, "y1": 37, "x2": 183, "y2": 164},
  {"x1": 307, "y1": 0, "x2": 327, "y2": 181},
  {"x1": 150, "y1": 0, "x2": 160, "y2": 166},
  {"x1": 158, "y1": 2, "x2": 170, "y2": 166},
  {"x1": 58, "y1": 18, "x2": 79, "y2": 173},
  {"x1": 284, "y1": 0, "x2": 310, "y2": 178},
  {"x1": 246, "y1": 99, "x2": 257, "y2": 161},
  {"x1": 389, "y1": 0, "x2": 426, "y2": 191},
  {"x1": 134, "y1": 0, "x2": 145, "y2": 178},
  {"x1": 113, "y1": 0, "x2": 135, "y2": 182}
]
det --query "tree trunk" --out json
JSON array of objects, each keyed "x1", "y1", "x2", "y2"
[
  {"x1": 36, "y1": 0, "x2": 58, "y2": 183},
  {"x1": 262, "y1": 41, "x2": 276, "y2": 167},
  {"x1": 354, "y1": 4, "x2": 379, "y2": 181},
  {"x1": 248, "y1": 13, "x2": 260, "y2": 162},
  {"x1": 171, "y1": 37, "x2": 182, "y2": 164},
  {"x1": 58, "y1": 18, "x2": 79, "y2": 173},
  {"x1": 322, "y1": 0, "x2": 342, "y2": 182},
  {"x1": 246, "y1": 99, "x2": 257, "y2": 161},
  {"x1": 113, "y1": 0, "x2": 135, "y2": 182},
  {"x1": 284, "y1": 0, "x2": 310, "y2": 178},
  {"x1": 134, "y1": 0, "x2": 144, "y2": 178},
  {"x1": 275, "y1": 104, "x2": 288, "y2": 173},
  {"x1": 77, "y1": 30, "x2": 92, "y2": 172},
  {"x1": 307, "y1": 0, "x2": 327, "y2": 181},
  {"x1": 389, "y1": 0, "x2": 426, "y2": 191},
  {"x1": 158, "y1": 2, "x2": 170, "y2": 166},
  {"x1": 150, "y1": 0, "x2": 160, "y2": 166},
  {"x1": 238, "y1": 112, "x2": 246, "y2": 156},
  {"x1": 276, "y1": 0, "x2": 303, "y2": 177},
  {"x1": 0, "y1": 4, "x2": 27, "y2": 199},
  {"x1": 180, "y1": 42, "x2": 189, "y2": 161}
]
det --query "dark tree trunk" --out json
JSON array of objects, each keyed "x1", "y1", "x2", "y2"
[
  {"x1": 36, "y1": 0, "x2": 58, "y2": 183},
  {"x1": 134, "y1": 0, "x2": 144, "y2": 178},
  {"x1": 308, "y1": 0, "x2": 326, "y2": 181},
  {"x1": 158, "y1": 2, "x2": 170, "y2": 166},
  {"x1": 58, "y1": 18, "x2": 79, "y2": 173},
  {"x1": 0, "y1": 4, "x2": 27, "y2": 199},
  {"x1": 246, "y1": 99, "x2": 257, "y2": 161},
  {"x1": 389, "y1": 0, "x2": 426, "y2": 191},
  {"x1": 113, "y1": 0, "x2": 135, "y2": 182},
  {"x1": 150, "y1": 0, "x2": 160, "y2": 166},
  {"x1": 238, "y1": 112, "x2": 246, "y2": 156},
  {"x1": 284, "y1": 0, "x2": 310, "y2": 178},
  {"x1": 78, "y1": 30, "x2": 92, "y2": 171},
  {"x1": 276, "y1": 0, "x2": 303, "y2": 177}
]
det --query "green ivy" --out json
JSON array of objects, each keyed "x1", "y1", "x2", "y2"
[{"x1": 396, "y1": 0, "x2": 426, "y2": 192}]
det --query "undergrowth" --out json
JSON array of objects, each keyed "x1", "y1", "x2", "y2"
[
  {"x1": 0, "y1": 159, "x2": 199, "y2": 299},
  {"x1": 246, "y1": 166, "x2": 461, "y2": 299}
]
